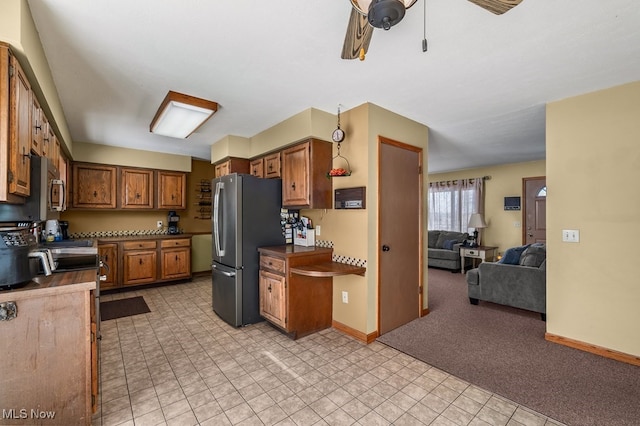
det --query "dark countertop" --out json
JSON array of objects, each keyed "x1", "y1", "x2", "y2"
[
  {"x1": 0, "y1": 269, "x2": 96, "y2": 302},
  {"x1": 258, "y1": 245, "x2": 333, "y2": 256}
]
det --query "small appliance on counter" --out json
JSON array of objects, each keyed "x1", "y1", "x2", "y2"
[
  {"x1": 168, "y1": 211, "x2": 180, "y2": 234},
  {"x1": 44, "y1": 219, "x2": 62, "y2": 242},
  {"x1": 58, "y1": 220, "x2": 70, "y2": 240},
  {"x1": 0, "y1": 224, "x2": 39, "y2": 288}
]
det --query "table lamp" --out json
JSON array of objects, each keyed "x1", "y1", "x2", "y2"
[{"x1": 468, "y1": 213, "x2": 487, "y2": 247}]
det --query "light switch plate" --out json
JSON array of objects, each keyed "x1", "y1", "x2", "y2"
[{"x1": 562, "y1": 229, "x2": 580, "y2": 242}]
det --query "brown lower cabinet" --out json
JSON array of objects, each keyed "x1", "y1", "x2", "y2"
[
  {"x1": 258, "y1": 245, "x2": 333, "y2": 339},
  {"x1": 0, "y1": 278, "x2": 95, "y2": 424},
  {"x1": 99, "y1": 236, "x2": 191, "y2": 289}
]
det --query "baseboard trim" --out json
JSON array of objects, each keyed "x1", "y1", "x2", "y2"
[
  {"x1": 421, "y1": 307, "x2": 430, "y2": 316},
  {"x1": 332, "y1": 320, "x2": 378, "y2": 344},
  {"x1": 545, "y1": 333, "x2": 640, "y2": 367}
]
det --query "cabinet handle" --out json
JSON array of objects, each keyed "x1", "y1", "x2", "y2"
[
  {"x1": 268, "y1": 164, "x2": 273, "y2": 171},
  {"x1": 139, "y1": 259, "x2": 143, "y2": 265},
  {"x1": 175, "y1": 255, "x2": 178, "y2": 261},
  {"x1": 93, "y1": 191, "x2": 98, "y2": 198},
  {"x1": 291, "y1": 182, "x2": 296, "y2": 190},
  {"x1": 268, "y1": 284, "x2": 272, "y2": 292},
  {"x1": 135, "y1": 192, "x2": 140, "y2": 199},
  {"x1": 34, "y1": 123, "x2": 41, "y2": 133}
]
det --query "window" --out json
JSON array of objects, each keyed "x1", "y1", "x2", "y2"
[{"x1": 428, "y1": 178, "x2": 483, "y2": 232}]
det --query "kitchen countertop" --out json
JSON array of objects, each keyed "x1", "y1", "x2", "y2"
[
  {"x1": 0, "y1": 269, "x2": 96, "y2": 302},
  {"x1": 258, "y1": 245, "x2": 366, "y2": 277}
]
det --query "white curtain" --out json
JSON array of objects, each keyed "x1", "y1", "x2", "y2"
[{"x1": 428, "y1": 178, "x2": 484, "y2": 233}]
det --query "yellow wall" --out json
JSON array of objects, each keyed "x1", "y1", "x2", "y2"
[
  {"x1": 547, "y1": 81, "x2": 640, "y2": 357},
  {"x1": 211, "y1": 108, "x2": 336, "y2": 163},
  {"x1": 73, "y1": 142, "x2": 192, "y2": 171},
  {"x1": 305, "y1": 103, "x2": 429, "y2": 335},
  {"x1": 0, "y1": 0, "x2": 73, "y2": 154},
  {"x1": 429, "y1": 160, "x2": 546, "y2": 254}
]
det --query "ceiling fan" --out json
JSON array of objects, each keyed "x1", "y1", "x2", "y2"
[{"x1": 341, "y1": 0, "x2": 524, "y2": 60}]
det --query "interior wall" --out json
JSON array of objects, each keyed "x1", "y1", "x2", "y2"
[
  {"x1": 210, "y1": 135, "x2": 251, "y2": 163},
  {"x1": 546, "y1": 81, "x2": 640, "y2": 357},
  {"x1": 0, "y1": 0, "x2": 73, "y2": 153},
  {"x1": 73, "y1": 142, "x2": 192, "y2": 171},
  {"x1": 429, "y1": 160, "x2": 546, "y2": 254},
  {"x1": 304, "y1": 104, "x2": 370, "y2": 333}
]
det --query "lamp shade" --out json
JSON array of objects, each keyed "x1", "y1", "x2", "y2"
[{"x1": 468, "y1": 213, "x2": 487, "y2": 229}]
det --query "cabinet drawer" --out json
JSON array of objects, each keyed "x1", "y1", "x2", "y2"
[
  {"x1": 260, "y1": 255, "x2": 285, "y2": 274},
  {"x1": 161, "y1": 238, "x2": 191, "y2": 248},
  {"x1": 465, "y1": 249, "x2": 479, "y2": 256},
  {"x1": 123, "y1": 240, "x2": 157, "y2": 250}
]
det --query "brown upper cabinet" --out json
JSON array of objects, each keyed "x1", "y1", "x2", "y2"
[
  {"x1": 281, "y1": 138, "x2": 332, "y2": 209},
  {"x1": 250, "y1": 158, "x2": 264, "y2": 178},
  {"x1": 121, "y1": 167, "x2": 154, "y2": 209},
  {"x1": 157, "y1": 170, "x2": 187, "y2": 209},
  {"x1": 214, "y1": 157, "x2": 249, "y2": 178},
  {"x1": 71, "y1": 162, "x2": 186, "y2": 210},
  {"x1": 72, "y1": 162, "x2": 118, "y2": 209},
  {"x1": 31, "y1": 95, "x2": 44, "y2": 156},
  {"x1": 264, "y1": 152, "x2": 281, "y2": 179},
  {"x1": 4, "y1": 46, "x2": 32, "y2": 199}
]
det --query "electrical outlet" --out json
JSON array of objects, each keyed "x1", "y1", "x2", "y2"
[
  {"x1": 342, "y1": 291, "x2": 348, "y2": 304},
  {"x1": 157, "y1": 221, "x2": 163, "y2": 228},
  {"x1": 315, "y1": 225, "x2": 321, "y2": 236}
]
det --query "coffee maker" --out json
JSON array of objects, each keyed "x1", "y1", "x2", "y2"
[
  {"x1": 167, "y1": 211, "x2": 180, "y2": 234},
  {"x1": 59, "y1": 220, "x2": 70, "y2": 239}
]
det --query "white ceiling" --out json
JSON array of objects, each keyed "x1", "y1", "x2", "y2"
[{"x1": 26, "y1": 0, "x2": 640, "y2": 173}]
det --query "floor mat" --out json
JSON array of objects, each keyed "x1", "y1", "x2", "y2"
[{"x1": 100, "y1": 296, "x2": 150, "y2": 321}]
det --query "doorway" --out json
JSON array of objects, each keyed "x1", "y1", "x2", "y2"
[
  {"x1": 523, "y1": 176, "x2": 546, "y2": 244},
  {"x1": 378, "y1": 137, "x2": 423, "y2": 335}
]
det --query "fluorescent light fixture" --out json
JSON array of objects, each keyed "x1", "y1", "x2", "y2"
[{"x1": 150, "y1": 91, "x2": 218, "y2": 138}]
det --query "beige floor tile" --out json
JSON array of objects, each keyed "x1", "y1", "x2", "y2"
[{"x1": 94, "y1": 278, "x2": 567, "y2": 426}]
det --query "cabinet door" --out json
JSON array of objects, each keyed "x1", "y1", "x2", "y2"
[
  {"x1": 282, "y1": 142, "x2": 310, "y2": 206},
  {"x1": 259, "y1": 270, "x2": 287, "y2": 329},
  {"x1": 161, "y1": 247, "x2": 191, "y2": 280},
  {"x1": 123, "y1": 250, "x2": 157, "y2": 285},
  {"x1": 121, "y1": 167, "x2": 153, "y2": 209},
  {"x1": 31, "y1": 96, "x2": 43, "y2": 155},
  {"x1": 250, "y1": 158, "x2": 264, "y2": 178},
  {"x1": 99, "y1": 243, "x2": 119, "y2": 290},
  {"x1": 72, "y1": 163, "x2": 117, "y2": 208},
  {"x1": 9, "y1": 53, "x2": 31, "y2": 197},
  {"x1": 215, "y1": 161, "x2": 229, "y2": 178},
  {"x1": 157, "y1": 171, "x2": 186, "y2": 209},
  {"x1": 264, "y1": 152, "x2": 281, "y2": 178}
]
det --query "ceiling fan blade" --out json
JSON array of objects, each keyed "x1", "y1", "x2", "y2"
[
  {"x1": 467, "y1": 0, "x2": 523, "y2": 15},
  {"x1": 341, "y1": 7, "x2": 374, "y2": 60}
]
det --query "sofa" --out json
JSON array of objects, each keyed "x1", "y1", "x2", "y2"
[
  {"x1": 466, "y1": 243, "x2": 547, "y2": 320},
  {"x1": 428, "y1": 230, "x2": 469, "y2": 271}
]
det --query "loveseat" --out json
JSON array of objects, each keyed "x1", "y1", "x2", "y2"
[
  {"x1": 428, "y1": 230, "x2": 469, "y2": 271},
  {"x1": 466, "y1": 243, "x2": 547, "y2": 320}
]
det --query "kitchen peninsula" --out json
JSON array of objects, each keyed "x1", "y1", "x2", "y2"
[
  {"x1": 257, "y1": 245, "x2": 366, "y2": 339},
  {"x1": 0, "y1": 270, "x2": 97, "y2": 425}
]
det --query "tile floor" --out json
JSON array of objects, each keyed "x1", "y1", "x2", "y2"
[{"x1": 93, "y1": 276, "x2": 565, "y2": 426}]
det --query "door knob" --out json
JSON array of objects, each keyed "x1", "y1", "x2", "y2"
[{"x1": 382, "y1": 245, "x2": 390, "y2": 252}]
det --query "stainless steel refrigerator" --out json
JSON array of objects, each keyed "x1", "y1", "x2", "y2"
[{"x1": 211, "y1": 173, "x2": 284, "y2": 326}]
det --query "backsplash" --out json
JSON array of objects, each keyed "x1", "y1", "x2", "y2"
[
  {"x1": 316, "y1": 239, "x2": 367, "y2": 268},
  {"x1": 69, "y1": 229, "x2": 175, "y2": 239}
]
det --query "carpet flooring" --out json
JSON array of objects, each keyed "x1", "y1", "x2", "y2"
[
  {"x1": 377, "y1": 268, "x2": 640, "y2": 426},
  {"x1": 100, "y1": 296, "x2": 150, "y2": 321}
]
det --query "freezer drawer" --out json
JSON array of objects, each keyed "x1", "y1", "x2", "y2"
[{"x1": 212, "y1": 263, "x2": 242, "y2": 327}]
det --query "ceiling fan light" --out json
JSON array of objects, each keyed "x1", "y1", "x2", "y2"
[
  {"x1": 350, "y1": 0, "x2": 417, "y2": 15},
  {"x1": 367, "y1": 0, "x2": 407, "y2": 30}
]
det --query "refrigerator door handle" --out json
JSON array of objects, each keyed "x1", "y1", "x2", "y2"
[{"x1": 213, "y1": 181, "x2": 225, "y2": 256}]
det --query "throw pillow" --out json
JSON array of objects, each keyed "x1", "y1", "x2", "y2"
[
  {"x1": 435, "y1": 232, "x2": 468, "y2": 249},
  {"x1": 443, "y1": 239, "x2": 457, "y2": 250},
  {"x1": 499, "y1": 244, "x2": 530, "y2": 264},
  {"x1": 520, "y1": 244, "x2": 546, "y2": 267}
]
